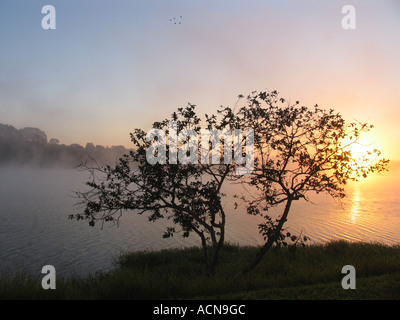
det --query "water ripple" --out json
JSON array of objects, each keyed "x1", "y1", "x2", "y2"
[{"x1": 1, "y1": 168, "x2": 399, "y2": 275}]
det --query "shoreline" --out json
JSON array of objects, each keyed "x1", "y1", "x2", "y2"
[{"x1": 1, "y1": 240, "x2": 400, "y2": 300}]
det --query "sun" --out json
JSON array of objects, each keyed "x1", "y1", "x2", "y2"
[
  {"x1": 341, "y1": 135, "x2": 375, "y2": 170},
  {"x1": 342, "y1": 133, "x2": 386, "y2": 182},
  {"x1": 349, "y1": 142, "x2": 369, "y2": 160},
  {"x1": 346, "y1": 134, "x2": 381, "y2": 161}
]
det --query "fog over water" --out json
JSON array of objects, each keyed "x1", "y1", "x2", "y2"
[{"x1": 0, "y1": 166, "x2": 399, "y2": 276}]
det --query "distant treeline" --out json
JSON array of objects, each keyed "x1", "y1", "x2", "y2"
[{"x1": 0, "y1": 123, "x2": 131, "y2": 168}]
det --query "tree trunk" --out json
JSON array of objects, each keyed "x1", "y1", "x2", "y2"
[
  {"x1": 240, "y1": 196, "x2": 293, "y2": 275},
  {"x1": 208, "y1": 228, "x2": 224, "y2": 277}
]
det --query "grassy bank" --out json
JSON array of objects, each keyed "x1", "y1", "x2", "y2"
[{"x1": 1, "y1": 240, "x2": 400, "y2": 299}]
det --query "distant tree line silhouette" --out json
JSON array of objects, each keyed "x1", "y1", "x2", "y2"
[{"x1": 0, "y1": 123, "x2": 130, "y2": 168}]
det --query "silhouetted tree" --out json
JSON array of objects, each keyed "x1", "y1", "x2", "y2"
[
  {"x1": 69, "y1": 90, "x2": 389, "y2": 277},
  {"x1": 218, "y1": 90, "x2": 389, "y2": 274},
  {"x1": 70, "y1": 105, "x2": 241, "y2": 276},
  {"x1": 21, "y1": 127, "x2": 47, "y2": 145},
  {"x1": 49, "y1": 138, "x2": 59, "y2": 145}
]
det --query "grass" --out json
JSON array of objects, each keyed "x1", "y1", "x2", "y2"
[{"x1": 1, "y1": 240, "x2": 400, "y2": 299}]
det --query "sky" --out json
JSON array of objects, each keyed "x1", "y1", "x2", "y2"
[{"x1": 0, "y1": 0, "x2": 399, "y2": 161}]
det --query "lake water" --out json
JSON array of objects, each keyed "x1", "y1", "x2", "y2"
[{"x1": 0, "y1": 167, "x2": 399, "y2": 276}]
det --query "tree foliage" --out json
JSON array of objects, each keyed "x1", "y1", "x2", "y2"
[
  {"x1": 70, "y1": 105, "x2": 238, "y2": 276},
  {"x1": 218, "y1": 90, "x2": 389, "y2": 273}
]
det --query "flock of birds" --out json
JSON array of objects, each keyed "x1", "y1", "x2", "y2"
[{"x1": 170, "y1": 16, "x2": 183, "y2": 24}]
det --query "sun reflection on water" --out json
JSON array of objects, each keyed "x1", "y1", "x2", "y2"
[{"x1": 349, "y1": 185, "x2": 361, "y2": 224}]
